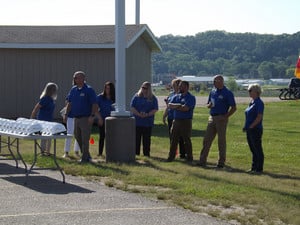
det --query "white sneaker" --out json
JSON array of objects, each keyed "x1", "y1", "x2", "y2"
[{"x1": 62, "y1": 152, "x2": 69, "y2": 158}]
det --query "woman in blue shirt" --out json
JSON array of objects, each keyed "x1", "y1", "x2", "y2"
[
  {"x1": 130, "y1": 82, "x2": 158, "y2": 156},
  {"x1": 96, "y1": 82, "x2": 115, "y2": 156},
  {"x1": 31, "y1": 82, "x2": 58, "y2": 155},
  {"x1": 243, "y1": 84, "x2": 264, "y2": 173}
]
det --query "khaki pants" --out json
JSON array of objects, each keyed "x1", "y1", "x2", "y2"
[
  {"x1": 74, "y1": 117, "x2": 92, "y2": 161},
  {"x1": 199, "y1": 115, "x2": 228, "y2": 166}
]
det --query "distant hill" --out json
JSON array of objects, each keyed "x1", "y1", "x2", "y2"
[{"x1": 152, "y1": 30, "x2": 300, "y2": 79}]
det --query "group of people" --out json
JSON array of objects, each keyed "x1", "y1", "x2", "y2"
[
  {"x1": 31, "y1": 72, "x2": 264, "y2": 173},
  {"x1": 162, "y1": 75, "x2": 264, "y2": 173},
  {"x1": 31, "y1": 71, "x2": 114, "y2": 163}
]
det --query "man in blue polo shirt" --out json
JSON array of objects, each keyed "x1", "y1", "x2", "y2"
[
  {"x1": 167, "y1": 80, "x2": 196, "y2": 162},
  {"x1": 64, "y1": 71, "x2": 102, "y2": 163},
  {"x1": 199, "y1": 75, "x2": 236, "y2": 168}
]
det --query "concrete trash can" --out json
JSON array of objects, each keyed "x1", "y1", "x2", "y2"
[{"x1": 105, "y1": 116, "x2": 135, "y2": 163}]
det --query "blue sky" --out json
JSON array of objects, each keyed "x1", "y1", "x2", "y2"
[{"x1": 1, "y1": 0, "x2": 299, "y2": 36}]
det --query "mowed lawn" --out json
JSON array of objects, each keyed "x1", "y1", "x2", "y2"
[{"x1": 8, "y1": 100, "x2": 300, "y2": 225}]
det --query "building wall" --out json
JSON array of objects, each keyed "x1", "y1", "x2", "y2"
[
  {"x1": 126, "y1": 37, "x2": 152, "y2": 109},
  {"x1": 0, "y1": 39, "x2": 153, "y2": 119},
  {"x1": 0, "y1": 48, "x2": 115, "y2": 119}
]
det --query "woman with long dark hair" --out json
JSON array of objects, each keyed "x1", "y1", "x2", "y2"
[{"x1": 96, "y1": 82, "x2": 115, "y2": 156}]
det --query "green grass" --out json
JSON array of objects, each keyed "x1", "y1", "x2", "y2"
[{"x1": 5, "y1": 100, "x2": 300, "y2": 225}]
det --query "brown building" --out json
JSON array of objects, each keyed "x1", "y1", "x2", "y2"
[{"x1": 0, "y1": 25, "x2": 161, "y2": 119}]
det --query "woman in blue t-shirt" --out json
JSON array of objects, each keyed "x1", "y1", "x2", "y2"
[
  {"x1": 96, "y1": 82, "x2": 115, "y2": 156},
  {"x1": 130, "y1": 81, "x2": 158, "y2": 156},
  {"x1": 243, "y1": 84, "x2": 264, "y2": 173},
  {"x1": 31, "y1": 82, "x2": 58, "y2": 155}
]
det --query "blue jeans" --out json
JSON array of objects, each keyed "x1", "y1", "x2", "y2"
[{"x1": 246, "y1": 128, "x2": 264, "y2": 172}]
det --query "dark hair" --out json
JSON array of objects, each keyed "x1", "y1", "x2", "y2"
[
  {"x1": 180, "y1": 80, "x2": 189, "y2": 88},
  {"x1": 102, "y1": 81, "x2": 115, "y2": 103}
]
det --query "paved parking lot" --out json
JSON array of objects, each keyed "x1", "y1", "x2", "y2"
[{"x1": 0, "y1": 159, "x2": 232, "y2": 225}]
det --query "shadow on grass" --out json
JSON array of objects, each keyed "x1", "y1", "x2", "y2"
[
  {"x1": 152, "y1": 124, "x2": 206, "y2": 138},
  {"x1": 189, "y1": 167, "x2": 300, "y2": 201},
  {"x1": 133, "y1": 156, "x2": 180, "y2": 175}
]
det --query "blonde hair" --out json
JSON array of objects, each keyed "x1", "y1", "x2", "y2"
[
  {"x1": 137, "y1": 81, "x2": 154, "y2": 100},
  {"x1": 40, "y1": 82, "x2": 58, "y2": 100},
  {"x1": 171, "y1": 78, "x2": 181, "y2": 87},
  {"x1": 248, "y1": 83, "x2": 262, "y2": 96}
]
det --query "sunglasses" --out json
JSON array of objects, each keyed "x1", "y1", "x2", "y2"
[{"x1": 142, "y1": 87, "x2": 148, "y2": 90}]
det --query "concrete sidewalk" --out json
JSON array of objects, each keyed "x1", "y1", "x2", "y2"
[{"x1": 0, "y1": 159, "x2": 233, "y2": 225}]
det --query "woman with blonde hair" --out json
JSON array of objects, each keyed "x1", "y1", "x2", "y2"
[
  {"x1": 243, "y1": 83, "x2": 264, "y2": 173},
  {"x1": 130, "y1": 81, "x2": 158, "y2": 156},
  {"x1": 31, "y1": 82, "x2": 58, "y2": 155}
]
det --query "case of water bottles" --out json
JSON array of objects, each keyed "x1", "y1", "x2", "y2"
[{"x1": 0, "y1": 117, "x2": 66, "y2": 136}]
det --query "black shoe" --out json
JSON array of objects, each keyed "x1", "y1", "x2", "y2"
[
  {"x1": 79, "y1": 157, "x2": 91, "y2": 163},
  {"x1": 216, "y1": 164, "x2": 224, "y2": 168},
  {"x1": 197, "y1": 162, "x2": 206, "y2": 167},
  {"x1": 186, "y1": 157, "x2": 193, "y2": 162},
  {"x1": 166, "y1": 157, "x2": 174, "y2": 162},
  {"x1": 180, "y1": 155, "x2": 186, "y2": 159}
]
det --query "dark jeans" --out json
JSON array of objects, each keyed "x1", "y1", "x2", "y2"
[
  {"x1": 246, "y1": 128, "x2": 264, "y2": 172},
  {"x1": 98, "y1": 124, "x2": 105, "y2": 155},
  {"x1": 136, "y1": 126, "x2": 152, "y2": 156},
  {"x1": 168, "y1": 119, "x2": 185, "y2": 157}
]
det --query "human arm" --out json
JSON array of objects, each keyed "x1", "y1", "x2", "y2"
[
  {"x1": 89, "y1": 103, "x2": 103, "y2": 126},
  {"x1": 163, "y1": 108, "x2": 168, "y2": 125},
  {"x1": 63, "y1": 102, "x2": 71, "y2": 123},
  {"x1": 131, "y1": 107, "x2": 147, "y2": 118},
  {"x1": 30, "y1": 103, "x2": 41, "y2": 119},
  {"x1": 249, "y1": 113, "x2": 263, "y2": 129},
  {"x1": 225, "y1": 105, "x2": 237, "y2": 118}
]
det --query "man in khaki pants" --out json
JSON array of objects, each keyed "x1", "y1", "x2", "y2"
[
  {"x1": 199, "y1": 75, "x2": 236, "y2": 168},
  {"x1": 64, "y1": 71, "x2": 102, "y2": 163}
]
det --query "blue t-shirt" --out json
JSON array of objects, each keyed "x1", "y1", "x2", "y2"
[
  {"x1": 244, "y1": 97, "x2": 264, "y2": 130},
  {"x1": 67, "y1": 84, "x2": 97, "y2": 117},
  {"x1": 166, "y1": 91, "x2": 176, "y2": 120},
  {"x1": 209, "y1": 86, "x2": 236, "y2": 115},
  {"x1": 96, "y1": 94, "x2": 115, "y2": 119},
  {"x1": 130, "y1": 94, "x2": 158, "y2": 127},
  {"x1": 37, "y1": 96, "x2": 55, "y2": 121},
  {"x1": 170, "y1": 92, "x2": 196, "y2": 119}
]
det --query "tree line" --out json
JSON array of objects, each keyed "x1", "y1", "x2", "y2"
[{"x1": 152, "y1": 30, "x2": 300, "y2": 80}]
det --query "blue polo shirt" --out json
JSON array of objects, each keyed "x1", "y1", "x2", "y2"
[
  {"x1": 97, "y1": 94, "x2": 115, "y2": 119},
  {"x1": 67, "y1": 84, "x2": 97, "y2": 117},
  {"x1": 37, "y1": 96, "x2": 55, "y2": 121},
  {"x1": 170, "y1": 92, "x2": 196, "y2": 119},
  {"x1": 208, "y1": 86, "x2": 236, "y2": 115},
  {"x1": 244, "y1": 97, "x2": 264, "y2": 130},
  {"x1": 130, "y1": 94, "x2": 158, "y2": 127},
  {"x1": 166, "y1": 91, "x2": 176, "y2": 120}
]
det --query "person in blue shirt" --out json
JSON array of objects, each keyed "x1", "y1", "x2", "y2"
[
  {"x1": 163, "y1": 78, "x2": 186, "y2": 158},
  {"x1": 199, "y1": 75, "x2": 236, "y2": 168},
  {"x1": 64, "y1": 71, "x2": 103, "y2": 163},
  {"x1": 167, "y1": 80, "x2": 196, "y2": 162},
  {"x1": 243, "y1": 84, "x2": 264, "y2": 173},
  {"x1": 96, "y1": 81, "x2": 115, "y2": 156},
  {"x1": 31, "y1": 82, "x2": 58, "y2": 155},
  {"x1": 130, "y1": 81, "x2": 158, "y2": 157}
]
